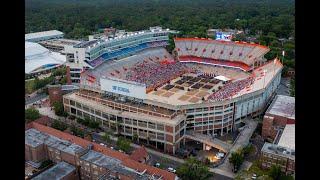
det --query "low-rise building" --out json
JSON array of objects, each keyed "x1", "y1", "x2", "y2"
[
  {"x1": 262, "y1": 95, "x2": 295, "y2": 141},
  {"x1": 25, "y1": 30, "x2": 64, "y2": 42},
  {"x1": 25, "y1": 122, "x2": 177, "y2": 180},
  {"x1": 261, "y1": 124, "x2": 295, "y2": 175},
  {"x1": 32, "y1": 161, "x2": 77, "y2": 180}
]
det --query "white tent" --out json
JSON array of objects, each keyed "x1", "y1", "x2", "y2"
[{"x1": 214, "y1": 75, "x2": 230, "y2": 82}]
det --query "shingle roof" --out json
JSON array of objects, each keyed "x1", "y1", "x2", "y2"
[{"x1": 129, "y1": 146, "x2": 149, "y2": 162}]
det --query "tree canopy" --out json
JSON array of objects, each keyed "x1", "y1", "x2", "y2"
[
  {"x1": 176, "y1": 156, "x2": 213, "y2": 180},
  {"x1": 25, "y1": 108, "x2": 41, "y2": 122},
  {"x1": 26, "y1": 0, "x2": 294, "y2": 40}
]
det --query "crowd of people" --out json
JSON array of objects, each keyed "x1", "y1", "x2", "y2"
[
  {"x1": 208, "y1": 77, "x2": 254, "y2": 101},
  {"x1": 125, "y1": 58, "x2": 188, "y2": 88}
]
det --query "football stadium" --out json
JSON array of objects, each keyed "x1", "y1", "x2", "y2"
[{"x1": 63, "y1": 27, "x2": 282, "y2": 154}]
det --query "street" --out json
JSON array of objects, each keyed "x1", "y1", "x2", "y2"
[{"x1": 276, "y1": 77, "x2": 290, "y2": 96}]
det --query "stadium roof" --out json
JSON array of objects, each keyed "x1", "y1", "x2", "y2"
[
  {"x1": 266, "y1": 95, "x2": 295, "y2": 120},
  {"x1": 25, "y1": 30, "x2": 64, "y2": 42},
  {"x1": 32, "y1": 161, "x2": 75, "y2": 180},
  {"x1": 278, "y1": 124, "x2": 295, "y2": 150},
  {"x1": 25, "y1": 42, "x2": 66, "y2": 74}
]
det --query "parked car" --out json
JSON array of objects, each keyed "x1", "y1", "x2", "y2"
[
  {"x1": 154, "y1": 162, "x2": 160, "y2": 167},
  {"x1": 167, "y1": 167, "x2": 176, "y2": 173},
  {"x1": 214, "y1": 152, "x2": 225, "y2": 159},
  {"x1": 252, "y1": 173, "x2": 257, "y2": 179}
]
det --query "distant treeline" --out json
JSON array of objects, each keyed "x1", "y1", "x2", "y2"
[{"x1": 25, "y1": 0, "x2": 295, "y2": 39}]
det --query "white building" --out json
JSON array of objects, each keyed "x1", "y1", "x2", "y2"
[
  {"x1": 25, "y1": 41, "x2": 66, "y2": 75},
  {"x1": 25, "y1": 30, "x2": 64, "y2": 42}
]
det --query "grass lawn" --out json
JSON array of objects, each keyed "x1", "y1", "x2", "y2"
[{"x1": 25, "y1": 79, "x2": 35, "y2": 94}]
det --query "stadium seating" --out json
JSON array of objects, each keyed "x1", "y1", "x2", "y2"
[
  {"x1": 208, "y1": 77, "x2": 254, "y2": 101},
  {"x1": 87, "y1": 41, "x2": 168, "y2": 68},
  {"x1": 174, "y1": 38, "x2": 269, "y2": 66}
]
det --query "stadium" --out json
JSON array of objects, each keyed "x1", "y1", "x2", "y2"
[{"x1": 63, "y1": 27, "x2": 282, "y2": 154}]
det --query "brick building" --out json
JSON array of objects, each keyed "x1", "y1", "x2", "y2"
[
  {"x1": 48, "y1": 85, "x2": 63, "y2": 106},
  {"x1": 32, "y1": 161, "x2": 78, "y2": 180},
  {"x1": 262, "y1": 95, "x2": 295, "y2": 141},
  {"x1": 25, "y1": 122, "x2": 177, "y2": 180},
  {"x1": 261, "y1": 124, "x2": 295, "y2": 175}
]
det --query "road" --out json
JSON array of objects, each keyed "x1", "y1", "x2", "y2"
[
  {"x1": 276, "y1": 77, "x2": 290, "y2": 96},
  {"x1": 213, "y1": 118, "x2": 258, "y2": 178}
]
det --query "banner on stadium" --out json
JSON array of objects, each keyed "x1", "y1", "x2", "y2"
[
  {"x1": 100, "y1": 77, "x2": 147, "y2": 99},
  {"x1": 216, "y1": 32, "x2": 232, "y2": 41}
]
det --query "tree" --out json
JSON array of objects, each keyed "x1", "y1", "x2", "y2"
[
  {"x1": 229, "y1": 150, "x2": 244, "y2": 172},
  {"x1": 70, "y1": 125, "x2": 85, "y2": 138},
  {"x1": 176, "y1": 157, "x2": 213, "y2": 180},
  {"x1": 289, "y1": 78, "x2": 295, "y2": 97},
  {"x1": 102, "y1": 132, "x2": 112, "y2": 143},
  {"x1": 132, "y1": 133, "x2": 139, "y2": 143},
  {"x1": 51, "y1": 120, "x2": 68, "y2": 131},
  {"x1": 53, "y1": 101, "x2": 67, "y2": 117},
  {"x1": 25, "y1": 108, "x2": 41, "y2": 122},
  {"x1": 268, "y1": 165, "x2": 283, "y2": 180},
  {"x1": 116, "y1": 137, "x2": 131, "y2": 153}
]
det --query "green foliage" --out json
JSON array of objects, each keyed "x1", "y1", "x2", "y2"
[
  {"x1": 116, "y1": 137, "x2": 131, "y2": 153},
  {"x1": 51, "y1": 120, "x2": 68, "y2": 131},
  {"x1": 242, "y1": 144, "x2": 255, "y2": 157},
  {"x1": 70, "y1": 125, "x2": 85, "y2": 138},
  {"x1": 39, "y1": 159, "x2": 53, "y2": 169},
  {"x1": 77, "y1": 117, "x2": 100, "y2": 129},
  {"x1": 268, "y1": 165, "x2": 282, "y2": 180},
  {"x1": 102, "y1": 132, "x2": 112, "y2": 143},
  {"x1": 51, "y1": 67, "x2": 66, "y2": 76},
  {"x1": 26, "y1": 0, "x2": 294, "y2": 39},
  {"x1": 33, "y1": 76, "x2": 54, "y2": 90},
  {"x1": 25, "y1": 79, "x2": 35, "y2": 94},
  {"x1": 53, "y1": 101, "x2": 67, "y2": 117},
  {"x1": 133, "y1": 133, "x2": 138, "y2": 140},
  {"x1": 25, "y1": 108, "x2": 41, "y2": 122},
  {"x1": 176, "y1": 157, "x2": 213, "y2": 180},
  {"x1": 229, "y1": 150, "x2": 244, "y2": 172},
  {"x1": 290, "y1": 78, "x2": 295, "y2": 97}
]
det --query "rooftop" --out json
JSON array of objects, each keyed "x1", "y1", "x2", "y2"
[
  {"x1": 129, "y1": 146, "x2": 149, "y2": 162},
  {"x1": 25, "y1": 30, "x2": 64, "y2": 41},
  {"x1": 266, "y1": 94, "x2": 295, "y2": 119},
  {"x1": 39, "y1": 38, "x2": 81, "y2": 46},
  {"x1": 262, "y1": 142, "x2": 295, "y2": 160},
  {"x1": 277, "y1": 124, "x2": 295, "y2": 150},
  {"x1": 25, "y1": 128, "x2": 85, "y2": 155},
  {"x1": 80, "y1": 150, "x2": 122, "y2": 169},
  {"x1": 28, "y1": 122, "x2": 176, "y2": 180},
  {"x1": 32, "y1": 161, "x2": 75, "y2": 180}
]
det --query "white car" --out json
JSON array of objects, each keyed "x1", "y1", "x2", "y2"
[
  {"x1": 100, "y1": 143, "x2": 105, "y2": 146},
  {"x1": 167, "y1": 167, "x2": 176, "y2": 173},
  {"x1": 215, "y1": 152, "x2": 224, "y2": 159},
  {"x1": 217, "y1": 152, "x2": 225, "y2": 158},
  {"x1": 110, "y1": 146, "x2": 114, "y2": 150},
  {"x1": 119, "y1": 149, "x2": 124, "y2": 153},
  {"x1": 155, "y1": 162, "x2": 160, "y2": 167},
  {"x1": 214, "y1": 155, "x2": 221, "y2": 160}
]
